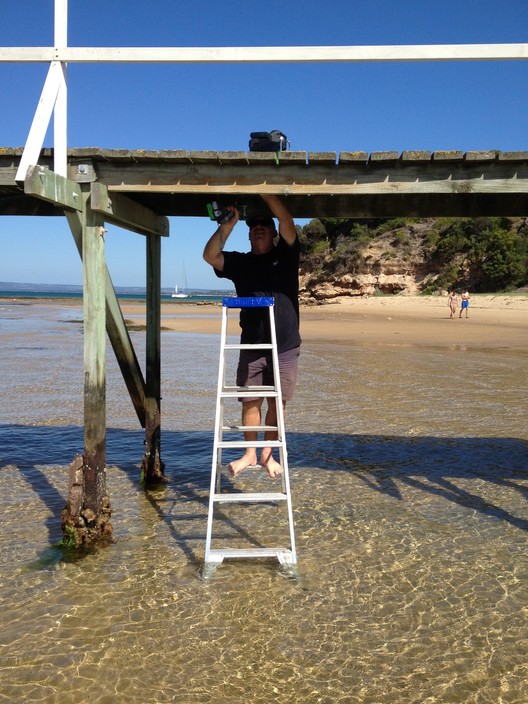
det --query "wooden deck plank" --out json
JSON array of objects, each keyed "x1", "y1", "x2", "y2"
[
  {"x1": 370, "y1": 151, "x2": 400, "y2": 162},
  {"x1": 338, "y1": 151, "x2": 369, "y2": 163},
  {"x1": 465, "y1": 151, "x2": 498, "y2": 161},
  {"x1": 401, "y1": 150, "x2": 432, "y2": 161},
  {"x1": 433, "y1": 151, "x2": 464, "y2": 160},
  {"x1": 308, "y1": 152, "x2": 337, "y2": 164}
]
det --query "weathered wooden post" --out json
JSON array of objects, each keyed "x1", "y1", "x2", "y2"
[
  {"x1": 141, "y1": 231, "x2": 165, "y2": 484},
  {"x1": 62, "y1": 187, "x2": 112, "y2": 546}
]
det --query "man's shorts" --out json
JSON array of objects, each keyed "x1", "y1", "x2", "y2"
[{"x1": 236, "y1": 346, "x2": 301, "y2": 403}]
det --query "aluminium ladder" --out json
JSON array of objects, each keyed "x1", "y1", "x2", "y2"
[{"x1": 204, "y1": 297, "x2": 297, "y2": 568}]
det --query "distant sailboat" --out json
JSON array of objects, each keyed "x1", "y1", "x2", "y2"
[
  {"x1": 171, "y1": 284, "x2": 189, "y2": 299},
  {"x1": 171, "y1": 264, "x2": 190, "y2": 298}
]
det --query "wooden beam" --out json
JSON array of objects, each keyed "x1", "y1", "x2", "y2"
[
  {"x1": 81, "y1": 188, "x2": 107, "y2": 514},
  {"x1": 104, "y1": 275, "x2": 147, "y2": 428},
  {"x1": 91, "y1": 155, "x2": 528, "y2": 195},
  {"x1": 141, "y1": 232, "x2": 164, "y2": 484},
  {"x1": 108, "y1": 178, "x2": 528, "y2": 196},
  {"x1": 65, "y1": 209, "x2": 148, "y2": 427},
  {"x1": 24, "y1": 165, "x2": 83, "y2": 210},
  {"x1": 1, "y1": 43, "x2": 527, "y2": 63},
  {"x1": 90, "y1": 182, "x2": 169, "y2": 236}
]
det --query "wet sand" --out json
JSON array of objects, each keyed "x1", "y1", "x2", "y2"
[
  {"x1": 5, "y1": 292, "x2": 525, "y2": 349},
  {"x1": 116, "y1": 293, "x2": 527, "y2": 350},
  {"x1": 3, "y1": 293, "x2": 525, "y2": 351}
]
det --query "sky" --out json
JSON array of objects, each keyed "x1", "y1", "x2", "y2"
[{"x1": 0, "y1": 0, "x2": 527, "y2": 291}]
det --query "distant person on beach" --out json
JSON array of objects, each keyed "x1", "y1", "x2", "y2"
[
  {"x1": 459, "y1": 291, "x2": 470, "y2": 318},
  {"x1": 448, "y1": 291, "x2": 458, "y2": 319},
  {"x1": 203, "y1": 194, "x2": 300, "y2": 479}
]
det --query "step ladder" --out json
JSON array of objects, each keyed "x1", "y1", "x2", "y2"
[{"x1": 204, "y1": 296, "x2": 297, "y2": 569}]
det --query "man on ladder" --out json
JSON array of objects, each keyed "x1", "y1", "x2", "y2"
[{"x1": 203, "y1": 194, "x2": 301, "y2": 479}]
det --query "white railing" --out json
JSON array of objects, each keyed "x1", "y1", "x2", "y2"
[{"x1": 4, "y1": 0, "x2": 527, "y2": 181}]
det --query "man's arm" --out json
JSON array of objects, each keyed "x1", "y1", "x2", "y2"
[
  {"x1": 260, "y1": 194, "x2": 297, "y2": 246},
  {"x1": 202, "y1": 207, "x2": 239, "y2": 272}
]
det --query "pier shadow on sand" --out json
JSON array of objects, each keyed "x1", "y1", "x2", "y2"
[{"x1": 1, "y1": 424, "x2": 527, "y2": 555}]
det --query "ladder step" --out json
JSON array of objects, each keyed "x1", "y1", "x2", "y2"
[
  {"x1": 223, "y1": 385, "x2": 276, "y2": 392},
  {"x1": 213, "y1": 492, "x2": 287, "y2": 503},
  {"x1": 224, "y1": 343, "x2": 274, "y2": 350},
  {"x1": 218, "y1": 463, "x2": 262, "y2": 472},
  {"x1": 223, "y1": 297, "x2": 274, "y2": 309},
  {"x1": 222, "y1": 425, "x2": 278, "y2": 432},
  {"x1": 206, "y1": 548, "x2": 293, "y2": 562},
  {"x1": 221, "y1": 390, "x2": 279, "y2": 399},
  {"x1": 217, "y1": 440, "x2": 283, "y2": 449}
]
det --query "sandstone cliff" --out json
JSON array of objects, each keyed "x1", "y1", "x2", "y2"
[{"x1": 298, "y1": 217, "x2": 527, "y2": 301}]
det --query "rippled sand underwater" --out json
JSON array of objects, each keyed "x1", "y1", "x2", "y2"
[{"x1": 1, "y1": 302, "x2": 527, "y2": 703}]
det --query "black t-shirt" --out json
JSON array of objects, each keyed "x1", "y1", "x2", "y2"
[{"x1": 215, "y1": 235, "x2": 301, "y2": 352}]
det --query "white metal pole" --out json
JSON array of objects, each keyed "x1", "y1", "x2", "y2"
[
  {"x1": 15, "y1": 62, "x2": 63, "y2": 181},
  {"x1": 0, "y1": 43, "x2": 527, "y2": 64},
  {"x1": 54, "y1": 0, "x2": 68, "y2": 46},
  {"x1": 53, "y1": 0, "x2": 68, "y2": 177}
]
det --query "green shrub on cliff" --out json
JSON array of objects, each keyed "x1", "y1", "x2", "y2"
[
  {"x1": 298, "y1": 216, "x2": 528, "y2": 293},
  {"x1": 430, "y1": 217, "x2": 527, "y2": 291}
]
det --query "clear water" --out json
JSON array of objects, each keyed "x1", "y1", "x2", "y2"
[{"x1": 1, "y1": 300, "x2": 527, "y2": 703}]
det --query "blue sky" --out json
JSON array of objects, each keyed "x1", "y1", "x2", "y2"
[{"x1": 1, "y1": 0, "x2": 526, "y2": 290}]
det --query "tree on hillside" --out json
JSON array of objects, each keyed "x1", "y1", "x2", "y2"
[{"x1": 298, "y1": 216, "x2": 528, "y2": 294}]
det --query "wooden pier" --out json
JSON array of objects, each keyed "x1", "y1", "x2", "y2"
[
  {"x1": 2, "y1": 147, "x2": 528, "y2": 218},
  {"x1": 1, "y1": 146, "x2": 527, "y2": 546}
]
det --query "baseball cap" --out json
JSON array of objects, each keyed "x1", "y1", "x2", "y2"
[{"x1": 247, "y1": 215, "x2": 275, "y2": 229}]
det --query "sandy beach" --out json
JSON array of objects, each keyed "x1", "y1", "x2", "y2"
[{"x1": 113, "y1": 293, "x2": 528, "y2": 350}]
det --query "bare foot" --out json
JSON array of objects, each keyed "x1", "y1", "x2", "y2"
[
  {"x1": 261, "y1": 455, "x2": 283, "y2": 479},
  {"x1": 228, "y1": 451, "x2": 257, "y2": 477}
]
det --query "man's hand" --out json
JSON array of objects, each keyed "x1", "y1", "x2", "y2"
[
  {"x1": 260, "y1": 194, "x2": 296, "y2": 245},
  {"x1": 203, "y1": 205, "x2": 240, "y2": 271}
]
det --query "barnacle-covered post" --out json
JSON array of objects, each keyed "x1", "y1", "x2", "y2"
[{"x1": 62, "y1": 186, "x2": 112, "y2": 546}]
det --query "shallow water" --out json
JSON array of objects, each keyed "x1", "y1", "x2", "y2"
[{"x1": 1, "y1": 301, "x2": 527, "y2": 703}]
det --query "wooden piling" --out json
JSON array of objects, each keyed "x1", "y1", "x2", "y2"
[
  {"x1": 141, "y1": 231, "x2": 165, "y2": 484},
  {"x1": 62, "y1": 187, "x2": 112, "y2": 546}
]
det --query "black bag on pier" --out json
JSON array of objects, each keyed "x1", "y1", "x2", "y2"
[{"x1": 249, "y1": 130, "x2": 289, "y2": 152}]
